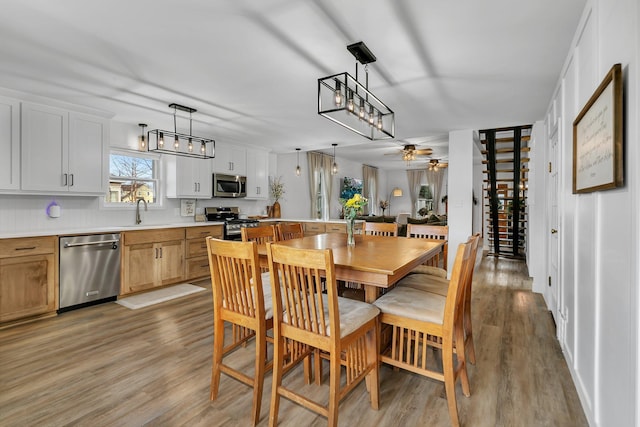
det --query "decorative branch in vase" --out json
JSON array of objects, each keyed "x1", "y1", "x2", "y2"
[
  {"x1": 379, "y1": 199, "x2": 389, "y2": 217},
  {"x1": 269, "y1": 176, "x2": 285, "y2": 218}
]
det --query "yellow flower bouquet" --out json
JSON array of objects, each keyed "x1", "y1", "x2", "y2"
[{"x1": 340, "y1": 193, "x2": 368, "y2": 246}]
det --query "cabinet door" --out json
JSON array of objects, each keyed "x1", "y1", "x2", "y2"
[
  {"x1": 168, "y1": 156, "x2": 212, "y2": 199},
  {"x1": 0, "y1": 254, "x2": 56, "y2": 322},
  {"x1": 122, "y1": 242, "x2": 157, "y2": 293},
  {"x1": 21, "y1": 102, "x2": 68, "y2": 191},
  {"x1": 159, "y1": 240, "x2": 184, "y2": 286},
  {"x1": 213, "y1": 143, "x2": 246, "y2": 175},
  {"x1": 246, "y1": 149, "x2": 269, "y2": 199},
  {"x1": 0, "y1": 96, "x2": 20, "y2": 190},
  {"x1": 68, "y1": 112, "x2": 108, "y2": 194}
]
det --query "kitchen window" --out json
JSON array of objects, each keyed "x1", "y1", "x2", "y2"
[{"x1": 105, "y1": 150, "x2": 160, "y2": 206}]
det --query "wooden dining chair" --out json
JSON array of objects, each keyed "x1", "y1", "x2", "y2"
[
  {"x1": 364, "y1": 221, "x2": 398, "y2": 237},
  {"x1": 206, "y1": 237, "x2": 273, "y2": 426},
  {"x1": 276, "y1": 222, "x2": 304, "y2": 241},
  {"x1": 266, "y1": 243, "x2": 380, "y2": 427},
  {"x1": 242, "y1": 225, "x2": 278, "y2": 272},
  {"x1": 406, "y1": 223, "x2": 449, "y2": 274},
  {"x1": 397, "y1": 233, "x2": 481, "y2": 365},
  {"x1": 373, "y1": 236, "x2": 476, "y2": 427}
]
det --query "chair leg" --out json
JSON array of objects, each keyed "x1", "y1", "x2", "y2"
[
  {"x1": 252, "y1": 334, "x2": 267, "y2": 426},
  {"x1": 464, "y1": 293, "x2": 476, "y2": 365},
  {"x1": 268, "y1": 334, "x2": 285, "y2": 427},
  {"x1": 210, "y1": 320, "x2": 225, "y2": 400},
  {"x1": 327, "y1": 353, "x2": 341, "y2": 427},
  {"x1": 455, "y1": 321, "x2": 470, "y2": 397},
  {"x1": 314, "y1": 348, "x2": 323, "y2": 385},
  {"x1": 442, "y1": 339, "x2": 460, "y2": 427},
  {"x1": 366, "y1": 325, "x2": 380, "y2": 410}
]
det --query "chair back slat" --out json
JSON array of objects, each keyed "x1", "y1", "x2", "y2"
[
  {"x1": 241, "y1": 224, "x2": 277, "y2": 244},
  {"x1": 364, "y1": 221, "x2": 398, "y2": 237},
  {"x1": 267, "y1": 243, "x2": 337, "y2": 340},
  {"x1": 207, "y1": 237, "x2": 263, "y2": 320},
  {"x1": 406, "y1": 224, "x2": 449, "y2": 269},
  {"x1": 442, "y1": 236, "x2": 474, "y2": 335},
  {"x1": 277, "y1": 222, "x2": 304, "y2": 241}
]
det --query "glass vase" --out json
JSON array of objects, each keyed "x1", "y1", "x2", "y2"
[{"x1": 346, "y1": 217, "x2": 356, "y2": 247}]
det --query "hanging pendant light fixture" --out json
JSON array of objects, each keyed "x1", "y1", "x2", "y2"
[
  {"x1": 331, "y1": 143, "x2": 338, "y2": 175},
  {"x1": 138, "y1": 123, "x2": 147, "y2": 151},
  {"x1": 147, "y1": 103, "x2": 215, "y2": 159},
  {"x1": 295, "y1": 148, "x2": 301, "y2": 176},
  {"x1": 318, "y1": 41, "x2": 395, "y2": 140}
]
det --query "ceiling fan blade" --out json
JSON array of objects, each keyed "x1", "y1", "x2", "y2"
[{"x1": 414, "y1": 149, "x2": 433, "y2": 155}]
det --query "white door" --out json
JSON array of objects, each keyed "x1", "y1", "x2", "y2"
[{"x1": 548, "y1": 119, "x2": 561, "y2": 338}]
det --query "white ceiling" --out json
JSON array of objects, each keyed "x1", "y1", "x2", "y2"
[{"x1": 0, "y1": 0, "x2": 585, "y2": 170}]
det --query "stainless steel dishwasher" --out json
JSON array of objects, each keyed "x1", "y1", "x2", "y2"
[{"x1": 59, "y1": 233, "x2": 121, "y2": 312}]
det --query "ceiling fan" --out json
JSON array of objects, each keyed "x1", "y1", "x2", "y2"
[
  {"x1": 427, "y1": 158, "x2": 448, "y2": 170},
  {"x1": 385, "y1": 144, "x2": 433, "y2": 164}
]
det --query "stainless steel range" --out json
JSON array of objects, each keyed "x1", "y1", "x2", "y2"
[{"x1": 205, "y1": 207, "x2": 260, "y2": 240}]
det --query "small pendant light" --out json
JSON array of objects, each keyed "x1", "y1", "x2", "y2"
[
  {"x1": 331, "y1": 143, "x2": 338, "y2": 175},
  {"x1": 295, "y1": 148, "x2": 301, "y2": 176},
  {"x1": 138, "y1": 123, "x2": 147, "y2": 151}
]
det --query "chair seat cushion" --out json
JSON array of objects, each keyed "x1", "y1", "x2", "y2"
[
  {"x1": 398, "y1": 273, "x2": 449, "y2": 296},
  {"x1": 373, "y1": 286, "x2": 446, "y2": 324},
  {"x1": 283, "y1": 294, "x2": 379, "y2": 338},
  {"x1": 410, "y1": 265, "x2": 447, "y2": 278}
]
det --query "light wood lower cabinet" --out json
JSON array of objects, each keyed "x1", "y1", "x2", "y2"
[
  {"x1": 122, "y1": 228, "x2": 185, "y2": 295},
  {"x1": 0, "y1": 236, "x2": 57, "y2": 323},
  {"x1": 304, "y1": 222, "x2": 326, "y2": 235},
  {"x1": 185, "y1": 225, "x2": 223, "y2": 280}
]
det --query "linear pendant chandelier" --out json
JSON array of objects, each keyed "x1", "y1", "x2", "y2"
[
  {"x1": 147, "y1": 103, "x2": 215, "y2": 159},
  {"x1": 318, "y1": 41, "x2": 395, "y2": 140}
]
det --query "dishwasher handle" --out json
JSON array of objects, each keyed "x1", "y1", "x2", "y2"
[{"x1": 63, "y1": 239, "x2": 120, "y2": 249}]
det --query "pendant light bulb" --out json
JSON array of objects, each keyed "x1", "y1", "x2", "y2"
[
  {"x1": 158, "y1": 132, "x2": 164, "y2": 148},
  {"x1": 376, "y1": 113, "x2": 383, "y2": 131},
  {"x1": 368, "y1": 106, "x2": 375, "y2": 126},
  {"x1": 295, "y1": 148, "x2": 301, "y2": 176},
  {"x1": 347, "y1": 90, "x2": 354, "y2": 113},
  {"x1": 331, "y1": 143, "x2": 338, "y2": 175},
  {"x1": 334, "y1": 81, "x2": 343, "y2": 107},
  {"x1": 138, "y1": 123, "x2": 147, "y2": 151},
  {"x1": 200, "y1": 141, "x2": 206, "y2": 154},
  {"x1": 359, "y1": 99, "x2": 366, "y2": 120},
  {"x1": 174, "y1": 135, "x2": 179, "y2": 150},
  {"x1": 188, "y1": 138, "x2": 193, "y2": 152}
]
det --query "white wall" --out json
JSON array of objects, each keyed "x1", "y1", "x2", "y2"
[
  {"x1": 447, "y1": 129, "x2": 475, "y2": 272},
  {"x1": 543, "y1": 0, "x2": 639, "y2": 425}
]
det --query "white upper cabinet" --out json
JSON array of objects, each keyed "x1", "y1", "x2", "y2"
[
  {"x1": 166, "y1": 156, "x2": 212, "y2": 199},
  {"x1": 0, "y1": 96, "x2": 20, "y2": 190},
  {"x1": 245, "y1": 148, "x2": 269, "y2": 199},
  {"x1": 213, "y1": 143, "x2": 246, "y2": 175},
  {"x1": 21, "y1": 102, "x2": 108, "y2": 195}
]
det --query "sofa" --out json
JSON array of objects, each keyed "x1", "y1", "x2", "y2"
[{"x1": 356, "y1": 214, "x2": 447, "y2": 237}]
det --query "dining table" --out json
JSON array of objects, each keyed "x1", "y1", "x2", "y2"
[{"x1": 258, "y1": 232, "x2": 445, "y2": 303}]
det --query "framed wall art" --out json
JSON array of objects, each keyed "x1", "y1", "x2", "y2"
[{"x1": 572, "y1": 63, "x2": 623, "y2": 193}]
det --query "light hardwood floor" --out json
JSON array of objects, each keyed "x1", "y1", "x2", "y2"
[{"x1": 0, "y1": 255, "x2": 587, "y2": 427}]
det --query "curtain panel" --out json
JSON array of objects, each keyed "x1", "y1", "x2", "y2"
[{"x1": 362, "y1": 165, "x2": 378, "y2": 215}]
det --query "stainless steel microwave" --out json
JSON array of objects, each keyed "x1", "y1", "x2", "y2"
[{"x1": 213, "y1": 174, "x2": 246, "y2": 198}]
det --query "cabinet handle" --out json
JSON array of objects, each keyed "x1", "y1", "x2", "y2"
[
  {"x1": 194, "y1": 182, "x2": 197, "y2": 192},
  {"x1": 256, "y1": 187, "x2": 260, "y2": 194},
  {"x1": 197, "y1": 182, "x2": 200, "y2": 192},
  {"x1": 63, "y1": 173, "x2": 68, "y2": 186},
  {"x1": 159, "y1": 247, "x2": 163, "y2": 258},
  {"x1": 200, "y1": 264, "x2": 209, "y2": 268},
  {"x1": 69, "y1": 174, "x2": 74, "y2": 187},
  {"x1": 155, "y1": 248, "x2": 158, "y2": 258},
  {"x1": 15, "y1": 246, "x2": 37, "y2": 251}
]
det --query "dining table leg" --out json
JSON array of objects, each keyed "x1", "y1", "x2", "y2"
[{"x1": 364, "y1": 286, "x2": 380, "y2": 303}]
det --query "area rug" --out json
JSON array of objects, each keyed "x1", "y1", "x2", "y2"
[{"x1": 116, "y1": 284, "x2": 205, "y2": 310}]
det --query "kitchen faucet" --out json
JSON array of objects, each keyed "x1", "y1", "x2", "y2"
[{"x1": 135, "y1": 198, "x2": 147, "y2": 224}]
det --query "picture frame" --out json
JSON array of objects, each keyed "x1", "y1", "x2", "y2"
[{"x1": 572, "y1": 63, "x2": 623, "y2": 194}]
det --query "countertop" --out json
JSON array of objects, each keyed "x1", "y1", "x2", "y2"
[
  {"x1": 0, "y1": 221, "x2": 225, "y2": 240},
  {"x1": 0, "y1": 218, "x2": 359, "y2": 240}
]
